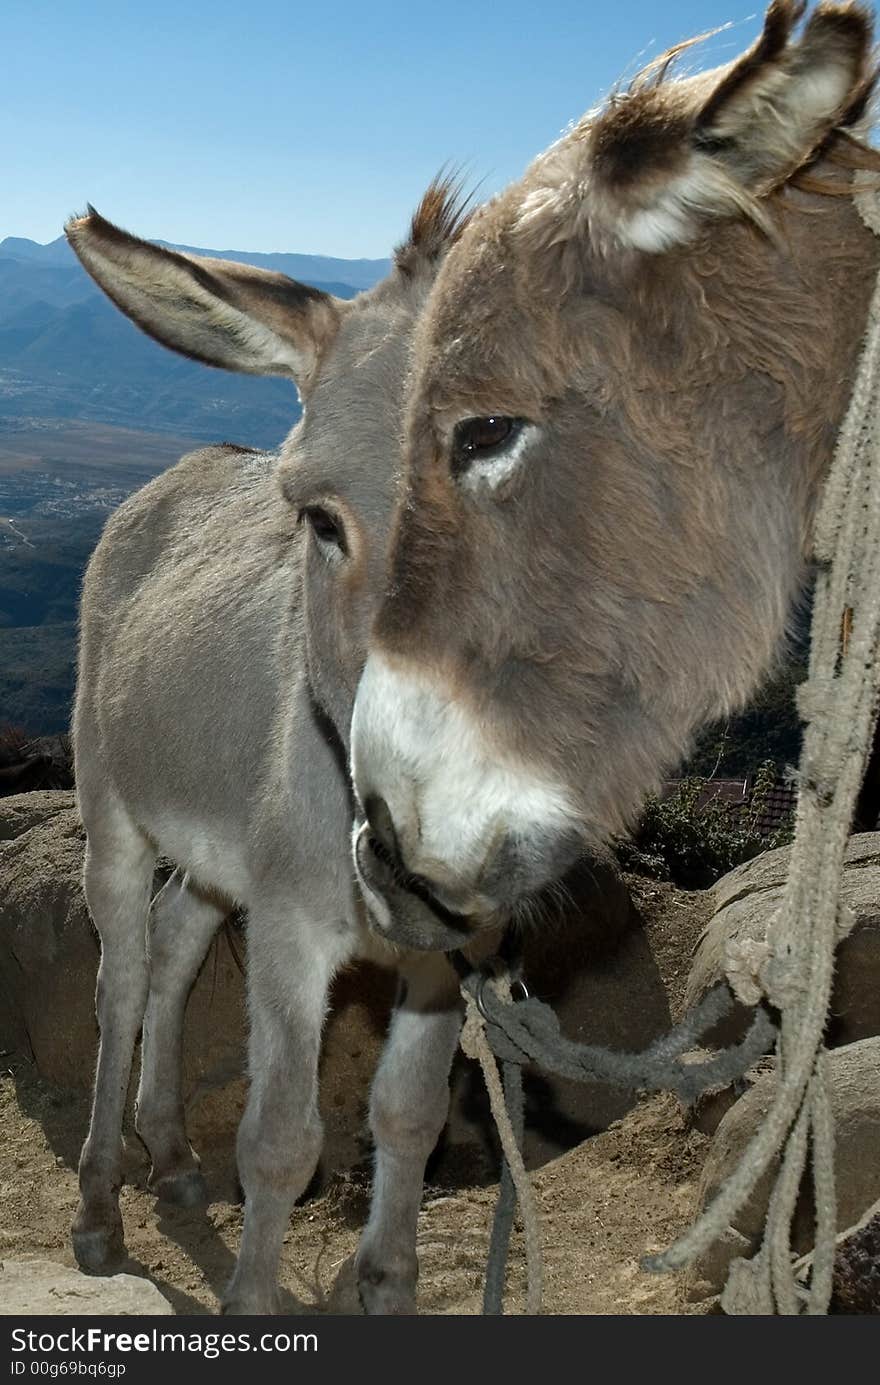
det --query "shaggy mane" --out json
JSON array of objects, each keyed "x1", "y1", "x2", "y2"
[{"x1": 395, "y1": 175, "x2": 474, "y2": 276}]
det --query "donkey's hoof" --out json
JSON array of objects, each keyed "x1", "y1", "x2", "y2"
[
  {"x1": 356, "y1": 1259, "x2": 418, "y2": 1315},
  {"x1": 359, "y1": 1280, "x2": 418, "y2": 1315},
  {"x1": 221, "y1": 1290, "x2": 281, "y2": 1316},
  {"x1": 72, "y1": 1224, "x2": 125, "y2": 1274},
  {"x1": 153, "y1": 1170, "x2": 209, "y2": 1208}
]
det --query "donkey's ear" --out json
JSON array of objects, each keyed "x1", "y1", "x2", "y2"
[
  {"x1": 691, "y1": 1, "x2": 873, "y2": 193},
  {"x1": 65, "y1": 208, "x2": 343, "y2": 391},
  {"x1": 522, "y1": 1, "x2": 874, "y2": 257}
]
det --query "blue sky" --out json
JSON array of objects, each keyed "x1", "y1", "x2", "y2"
[{"x1": 5, "y1": 2, "x2": 767, "y2": 258}]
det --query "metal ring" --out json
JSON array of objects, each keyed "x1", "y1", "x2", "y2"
[
  {"x1": 474, "y1": 972, "x2": 529, "y2": 1019},
  {"x1": 475, "y1": 973, "x2": 491, "y2": 1020}
]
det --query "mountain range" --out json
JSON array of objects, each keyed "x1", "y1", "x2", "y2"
[{"x1": 0, "y1": 231, "x2": 391, "y2": 448}]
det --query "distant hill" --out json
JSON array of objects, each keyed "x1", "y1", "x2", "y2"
[
  {"x1": 0, "y1": 419, "x2": 219, "y2": 734},
  {"x1": 0, "y1": 232, "x2": 392, "y2": 448},
  {"x1": 0, "y1": 295, "x2": 301, "y2": 446},
  {"x1": 0, "y1": 236, "x2": 78, "y2": 267},
  {"x1": 0, "y1": 231, "x2": 391, "y2": 290}
]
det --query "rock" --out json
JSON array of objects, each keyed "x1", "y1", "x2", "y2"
[
  {"x1": 685, "y1": 833, "x2": 880, "y2": 1049},
  {"x1": 0, "y1": 1259, "x2": 173, "y2": 1315},
  {"x1": 318, "y1": 962, "x2": 397, "y2": 1173},
  {"x1": 0, "y1": 805, "x2": 246, "y2": 1094},
  {"x1": 0, "y1": 808, "x2": 98, "y2": 1084},
  {"x1": 686, "y1": 1037, "x2": 880, "y2": 1299},
  {"x1": 683, "y1": 1227, "x2": 752, "y2": 1303},
  {"x1": 689, "y1": 1059, "x2": 775, "y2": 1137},
  {"x1": 793, "y1": 1196, "x2": 880, "y2": 1312},
  {"x1": 0, "y1": 789, "x2": 75, "y2": 843},
  {"x1": 830, "y1": 1199, "x2": 880, "y2": 1314},
  {"x1": 712, "y1": 834, "x2": 880, "y2": 913}
]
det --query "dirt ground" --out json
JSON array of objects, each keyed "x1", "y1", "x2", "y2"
[{"x1": 0, "y1": 878, "x2": 716, "y2": 1316}]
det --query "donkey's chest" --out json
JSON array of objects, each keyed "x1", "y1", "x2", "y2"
[
  {"x1": 146, "y1": 806, "x2": 374, "y2": 961},
  {"x1": 147, "y1": 809, "x2": 252, "y2": 906}
]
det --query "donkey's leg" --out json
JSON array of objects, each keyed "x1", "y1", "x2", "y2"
[
  {"x1": 356, "y1": 954, "x2": 463, "y2": 1315},
  {"x1": 135, "y1": 871, "x2": 226, "y2": 1206},
  {"x1": 222, "y1": 907, "x2": 343, "y2": 1316},
  {"x1": 72, "y1": 807, "x2": 156, "y2": 1272}
]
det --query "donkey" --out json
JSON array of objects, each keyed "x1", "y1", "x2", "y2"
[
  {"x1": 348, "y1": 2, "x2": 880, "y2": 946},
  {"x1": 64, "y1": 183, "x2": 496, "y2": 1315}
]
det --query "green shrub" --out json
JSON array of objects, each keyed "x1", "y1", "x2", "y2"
[{"x1": 616, "y1": 761, "x2": 795, "y2": 888}]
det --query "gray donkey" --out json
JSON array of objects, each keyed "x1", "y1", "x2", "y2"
[{"x1": 65, "y1": 183, "x2": 488, "y2": 1315}]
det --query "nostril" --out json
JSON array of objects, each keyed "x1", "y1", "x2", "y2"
[
  {"x1": 359, "y1": 828, "x2": 472, "y2": 935},
  {"x1": 363, "y1": 794, "x2": 402, "y2": 866}
]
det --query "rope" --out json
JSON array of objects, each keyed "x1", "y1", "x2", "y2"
[
  {"x1": 460, "y1": 981, "x2": 544, "y2": 1314},
  {"x1": 644, "y1": 175, "x2": 880, "y2": 1314},
  {"x1": 480, "y1": 1054, "x2": 523, "y2": 1314},
  {"x1": 465, "y1": 977, "x2": 775, "y2": 1104},
  {"x1": 456, "y1": 965, "x2": 774, "y2": 1314}
]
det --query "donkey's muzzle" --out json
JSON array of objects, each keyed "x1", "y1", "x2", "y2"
[
  {"x1": 362, "y1": 793, "x2": 403, "y2": 867},
  {"x1": 351, "y1": 650, "x2": 585, "y2": 942},
  {"x1": 353, "y1": 822, "x2": 475, "y2": 952}
]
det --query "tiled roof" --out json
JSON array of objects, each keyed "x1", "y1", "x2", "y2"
[{"x1": 661, "y1": 775, "x2": 797, "y2": 836}]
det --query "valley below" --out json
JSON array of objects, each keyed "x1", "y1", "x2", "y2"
[
  {"x1": 0, "y1": 418, "x2": 209, "y2": 732},
  {"x1": 0, "y1": 227, "x2": 386, "y2": 736}
]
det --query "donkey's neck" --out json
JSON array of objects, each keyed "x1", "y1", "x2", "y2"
[
  {"x1": 628, "y1": 187, "x2": 880, "y2": 550},
  {"x1": 765, "y1": 188, "x2": 880, "y2": 536}
]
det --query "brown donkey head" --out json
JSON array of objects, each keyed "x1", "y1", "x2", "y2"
[{"x1": 351, "y1": 2, "x2": 880, "y2": 944}]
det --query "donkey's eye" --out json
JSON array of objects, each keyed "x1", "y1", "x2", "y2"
[
  {"x1": 451, "y1": 416, "x2": 523, "y2": 472},
  {"x1": 299, "y1": 505, "x2": 347, "y2": 557}
]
